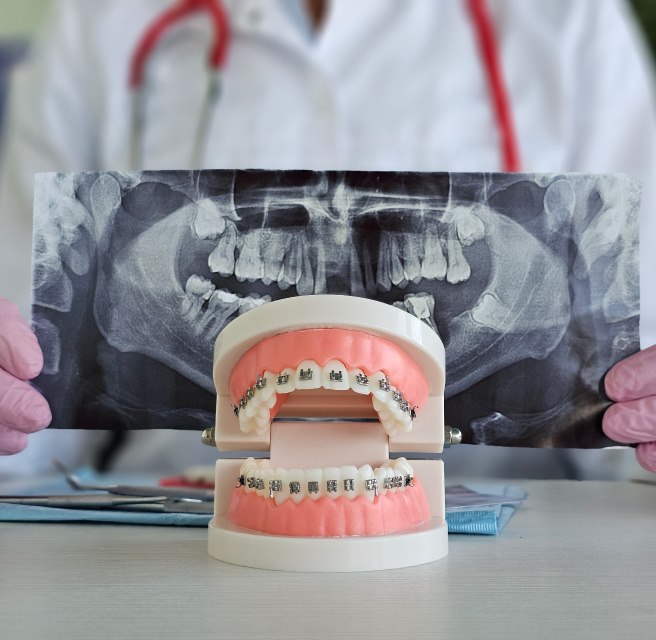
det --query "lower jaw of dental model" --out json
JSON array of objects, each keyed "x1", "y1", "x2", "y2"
[
  {"x1": 228, "y1": 457, "x2": 430, "y2": 537},
  {"x1": 225, "y1": 326, "x2": 432, "y2": 538}
]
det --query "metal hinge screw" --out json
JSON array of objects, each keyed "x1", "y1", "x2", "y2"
[{"x1": 444, "y1": 426, "x2": 462, "y2": 448}]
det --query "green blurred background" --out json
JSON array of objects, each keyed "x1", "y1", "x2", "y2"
[
  {"x1": 0, "y1": 0, "x2": 656, "y2": 59},
  {"x1": 631, "y1": 0, "x2": 656, "y2": 56}
]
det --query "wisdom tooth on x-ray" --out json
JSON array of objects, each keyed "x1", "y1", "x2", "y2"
[{"x1": 31, "y1": 170, "x2": 640, "y2": 447}]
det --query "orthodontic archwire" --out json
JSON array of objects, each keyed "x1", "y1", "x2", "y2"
[
  {"x1": 232, "y1": 373, "x2": 417, "y2": 419},
  {"x1": 236, "y1": 473, "x2": 415, "y2": 499}
]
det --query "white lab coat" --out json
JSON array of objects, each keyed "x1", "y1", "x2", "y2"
[{"x1": 1, "y1": 0, "x2": 655, "y2": 478}]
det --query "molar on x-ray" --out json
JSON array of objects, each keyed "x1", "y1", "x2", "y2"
[{"x1": 31, "y1": 170, "x2": 640, "y2": 448}]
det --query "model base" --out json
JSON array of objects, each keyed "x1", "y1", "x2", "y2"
[{"x1": 208, "y1": 516, "x2": 448, "y2": 572}]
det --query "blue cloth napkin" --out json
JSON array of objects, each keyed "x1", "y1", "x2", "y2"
[
  {"x1": 0, "y1": 502, "x2": 211, "y2": 526},
  {"x1": 445, "y1": 484, "x2": 527, "y2": 535},
  {"x1": 0, "y1": 468, "x2": 210, "y2": 526},
  {"x1": 0, "y1": 470, "x2": 524, "y2": 534}
]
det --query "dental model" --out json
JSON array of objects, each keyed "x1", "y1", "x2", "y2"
[{"x1": 206, "y1": 295, "x2": 452, "y2": 571}]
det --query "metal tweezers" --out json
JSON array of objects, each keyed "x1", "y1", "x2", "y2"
[
  {"x1": 0, "y1": 494, "x2": 214, "y2": 513},
  {"x1": 0, "y1": 460, "x2": 215, "y2": 514}
]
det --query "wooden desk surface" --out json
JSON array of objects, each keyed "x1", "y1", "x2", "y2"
[{"x1": 1, "y1": 480, "x2": 655, "y2": 640}]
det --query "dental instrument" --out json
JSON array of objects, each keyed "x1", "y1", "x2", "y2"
[
  {"x1": 53, "y1": 459, "x2": 215, "y2": 501},
  {"x1": 0, "y1": 494, "x2": 214, "y2": 514}
]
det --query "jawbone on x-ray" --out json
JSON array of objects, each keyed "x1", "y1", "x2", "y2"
[{"x1": 30, "y1": 170, "x2": 640, "y2": 447}]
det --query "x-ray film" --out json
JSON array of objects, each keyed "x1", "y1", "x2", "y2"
[{"x1": 31, "y1": 170, "x2": 640, "y2": 447}]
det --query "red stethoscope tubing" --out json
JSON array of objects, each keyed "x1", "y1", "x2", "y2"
[
  {"x1": 129, "y1": 0, "x2": 520, "y2": 172},
  {"x1": 466, "y1": 0, "x2": 520, "y2": 172},
  {"x1": 130, "y1": 0, "x2": 230, "y2": 88}
]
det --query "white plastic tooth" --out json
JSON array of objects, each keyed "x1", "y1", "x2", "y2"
[
  {"x1": 258, "y1": 372, "x2": 277, "y2": 402},
  {"x1": 256, "y1": 462, "x2": 272, "y2": 499},
  {"x1": 243, "y1": 396, "x2": 259, "y2": 419},
  {"x1": 239, "y1": 457, "x2": 255, "y2": 479},
  {"x1": 241, "y1": 458, "x2": 257, "y2": 493},
  {"x1": 380, "y1": 417, "x2": 401, "y2": 437},
  {"x1": 370, "y1": 372, "x2": 391, "y2": 402},
  {"x1": 392, "y1": 463, "x2": 407, "y2": 493},
  {"x1": 322, "y1": 360, "x2": 350, "y2": 391},
  {"x1": 394, "y1": 457, "x2": 414, "y2": 486},
  {"x1": 394, "y1": 457, "x2": 409, "y2": 471},
  {"x1": 357, "y1": 464, "x2": 376, "y2": 502},
  {"x1": 305, "y1": 468, "x2": 323, "y2": 501},
  {"x1": 273, "y1": 468, "x2": 289, "y2": 506},
  {"x1": 387, "y1": 390, "x2": 405, "y2": 420},
  {"x1": 238, "y1": 413, "x2": 257, "y2": 434},
  {"x1": 287, "y1": 468, "x2": 305, "y2": 505},
  {"x1": 398, "y1": 412, "x2": 413, "y2": 432},
  {"x1": 295, "y1": 360, "x2": 321, "y2": 390},
  {"x1": 340, "y1": 465, "x2": 358, "y2": 500},
  {"x1": 249, "y1": 460, "x2": 262, "y2": 493},
  {"x1": 395, "y1": 418, "x2": 409, "y2": 435},
  {"x1": 324, "y1": 467, "x2": 341, "y2": 499},
  {"x1": 254, "y1": 411, "x2": 269, "y2": 433},
  {"x1": 262, "y1": 394, "x2": 277, "y2": 409},
  {"x1": 383, "y1": 464, "x2": 397, "y2": 494},
  {"x1": 374, "y1": 466, "x2": 388, "y2": 497},
  {"x1": 348, "y1": 368, "x2": 371, "y2": 395},
  {"x1": 372, "y1": 396, "x2": 392, "y2": 421},
  {"x1": 275, "y1": 367, "x2": 296, "y2": 395}
]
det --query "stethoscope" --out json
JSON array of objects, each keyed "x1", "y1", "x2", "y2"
[
  {"x1": 129, "y1": 0, "x2": 520, "y2": 171},
  {"x1": 129, "y1": 0, "x2": 230, "y2": 168}
]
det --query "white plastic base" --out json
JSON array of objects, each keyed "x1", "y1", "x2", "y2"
[{"x1": 208, "y1": 516, "x2": 448, "y2": 572}]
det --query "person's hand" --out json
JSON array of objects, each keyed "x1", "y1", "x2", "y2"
[
  {"x1": 0, "y1": 297, "x2": 51, "y2": 454},
  {"x1": 603, "y1": 345, "x2": 656, "y2": 472}
]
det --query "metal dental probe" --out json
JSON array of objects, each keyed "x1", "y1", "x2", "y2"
[
  {"x1": 0, "y1": 494, "x2": 215, "y2": 513},
  {"x1": 53, "y1": 459, "x2": 215, "y2": 501},
  {"x1": 0, "y1": 494, "x2": 169, "y2": 509}
]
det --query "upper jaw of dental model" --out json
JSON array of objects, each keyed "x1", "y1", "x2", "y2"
[
  {"x1": 228, "y1": 327, "x2": 430, "y2": 438},
  {"x1": 233, "y1": 365, "x2": 417, "y2": 437}
]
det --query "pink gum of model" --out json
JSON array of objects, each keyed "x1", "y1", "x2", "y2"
[{"x1": 229, "y1": 327, "x2": 430, "y2": 411}]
